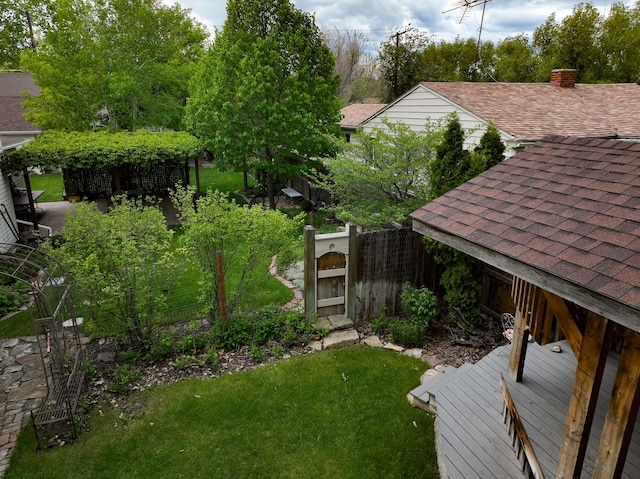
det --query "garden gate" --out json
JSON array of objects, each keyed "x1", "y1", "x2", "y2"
[{"x1": 304, "y1": 224, "x2": 356, "y2": 321}]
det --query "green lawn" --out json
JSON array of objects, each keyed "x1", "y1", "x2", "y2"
[
  {"x1": 6, "y1": 347, "x2": 439, "y2": 479},
  {"x1": 26, "y1": 173, "x2": 65, "y2": 202},
  {"x1": 26, "y1": 168, "x2": 253, "y2": 203},
  {"x1": 189, "y1": 166, "x2": 255, "y2": 204}
]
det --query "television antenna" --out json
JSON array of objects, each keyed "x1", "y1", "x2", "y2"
[
  {"x1": 443, "y1": 0, "x2": 494, "y2": 24},
  {"x1": 443, "y1": 0, "x2": 495, "y2": 74}
]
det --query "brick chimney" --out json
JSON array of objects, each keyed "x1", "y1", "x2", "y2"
[{"x1": 550, "y1": 69, "x2": 577, "y2": 87}]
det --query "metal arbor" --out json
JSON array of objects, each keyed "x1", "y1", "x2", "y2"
[{"x1": 0, "y1": 243, "x2": 85, "y2": 447}]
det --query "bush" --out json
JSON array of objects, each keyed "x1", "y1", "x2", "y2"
[
  {"x1": 107, "y1": 364, "x2": 141, "y2": 394},
  {"x1": 400, "y1": 283, "x2": 438, "y2": 328},
  {"x1": 390, "y1": 319, "x2": 427, "y2": 348},
  {"x1": 0, "y1": 279, "x2": 30, "y2": 317}
]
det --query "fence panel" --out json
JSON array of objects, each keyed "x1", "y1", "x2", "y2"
[{"x1": 355, "y1": 227, "x2": 438, "y2": 321}]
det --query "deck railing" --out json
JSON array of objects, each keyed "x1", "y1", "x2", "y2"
[{"x1": 500, "y1": 374, "x2": 546, "y2": 479}]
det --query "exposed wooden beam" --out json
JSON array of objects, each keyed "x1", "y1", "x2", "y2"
[
  {"x1": 542, "y1": 290, "x2": 583, "y2": 358},
  {"x1": 592, "y1": 328, "x2": 640, "y2": 479},
  {"x1": 508, "y1": 308, "x2": 529, "y2": 381},
  {"x1": 556, "y1": 314, "x2": 613, "y2": 479},
  {"x1": 412, "y1": 222, "x2": 640, "y2": 332}
]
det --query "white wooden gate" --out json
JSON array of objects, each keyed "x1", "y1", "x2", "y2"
[{"x1": 304, "y1": 223, "x2": 356, "y2": 320}]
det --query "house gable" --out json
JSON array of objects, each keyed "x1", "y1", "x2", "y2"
[{"x1": 362, "y1": 75, "x2": 640, "y2": 158}]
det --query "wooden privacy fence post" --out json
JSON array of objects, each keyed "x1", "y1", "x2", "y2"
[{"x1": 304, "y1": 225, "x2": 316, "y2": 322}]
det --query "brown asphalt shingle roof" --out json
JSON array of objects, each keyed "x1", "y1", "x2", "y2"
[
  {"x1": 410, "y1": 135, "x2": 640, "y2": 312},
  {"x1": 422, "y1": 82, "x2": 640, "y2": 142},
  {"x1": 340, "y1": 103, "x2": 386, "y2": 127},
  {"x1": 0, "y1": 72, "x2": 41, "y2": 151}
]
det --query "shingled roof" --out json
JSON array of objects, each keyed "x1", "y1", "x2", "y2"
[
  {"x1": 410, "y1": 135, "x2": 640, "y2": 330},
  {"x1": 340, "y1": 103, "x2": 386, "y2": 128},
  {"x1": 422, "y1": 81, "x2": 640, "y2": 142},
  {"x1": 0, "y1": 72, "x2": 41, "y2": 151}
]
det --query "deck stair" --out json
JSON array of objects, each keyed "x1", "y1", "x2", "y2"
[{"x1": 408, "y1": 363, "x2": 473, "y2": 415}]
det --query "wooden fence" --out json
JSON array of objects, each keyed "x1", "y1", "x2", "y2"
[{"x1": 354, "y1": 227, "x2": 440, "y2": 322}]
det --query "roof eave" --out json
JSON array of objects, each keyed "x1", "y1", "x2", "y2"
[{"x1": 411, "y1": 218, "x2": 640, "y2": 332}]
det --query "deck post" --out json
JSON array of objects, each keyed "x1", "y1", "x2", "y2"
[
  {"x1": 555, "y1": 314, "x2": 613, "y2": 479},
  {"x1": 507, "y1": 309, "x2": 529, "y2": 381},
  {"x1": 592, "y1": 328, "x2": 640, "y2": 479}
]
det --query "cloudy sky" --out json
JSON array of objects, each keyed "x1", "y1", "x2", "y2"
[{"x1": 166, "y1": 0, "x2": 631, "y2": 47}]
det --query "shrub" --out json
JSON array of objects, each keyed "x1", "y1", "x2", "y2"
[
  {"x1": 390, "y1": 319, "x2": 426, "y2": 348},
  {"x1": 249, "y1": 345, "x2": 265, "y2": 363},
  {"x1": 400, "y1": 283, "x2": 438, "y2": 328},
  {"x1": 107, "y1": 364, "x2": 141, "y2": 394},
  {"x1": 202, "y1": 347, "x2": 219, "y2": 368}
]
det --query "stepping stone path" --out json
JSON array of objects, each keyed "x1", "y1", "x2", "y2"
[{"x1": 0, "y1": 336, "x2": 47, "y2": 478}]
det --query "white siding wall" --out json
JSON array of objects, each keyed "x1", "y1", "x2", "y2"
[
  {"x1": 363, "y1": 85, "x2": 519, "y2": 157},
  {"x1": 0, "y1": 171, "x2": 18, "y2": 246}
]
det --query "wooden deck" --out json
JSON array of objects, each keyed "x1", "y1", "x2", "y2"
[{"x1": 411, "y1": 341, "x2": 640, "y2": 478}]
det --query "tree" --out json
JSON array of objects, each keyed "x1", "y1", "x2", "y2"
[
  {"x1": 599, "y1": 2, "x2": 640, "y2": 82},
  {"x1": 421, "y1": 37, "x2": 495, "y2": 82},
  {"x1": 378, "y1": 26, "x2": 431, "y2": 101},
  {"x1": 429, "y1": 114, "x2": 471, "y2": 201},
  {"x1": 171, "y1": 186, "x2": 303, "y2": 321},
  {"x1": 20, "y1": 0, "x2": 208, "y2": 131},
  {"x1": 0, "y1": 0, "x2": 54, "y2": 69},
  {"x1": 473, "y1": 122, "x2": 505, "y2": 170},
  {"x1": 492, "y1": 34, "x2": 539, "y2": 82},
  {"x1": 313, "y1": 119, "x2": 442, "y2": 230},
  {"x1": 323, "y1": 28, "x2": 369, "y2": 101},
  {"x1": 185, "y1": 0, "x2": 343, "y2": 210},
  {"x1": 49, "y1": 197, "x2": 176, "y2": 347},
  {"x1": 428, "y1": 115, "x2": 506, "y2": 324}
]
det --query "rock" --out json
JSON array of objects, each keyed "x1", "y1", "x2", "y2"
[
  {"x1": 403, "y1": 348, "x2": 423, "y2": 359},
  {"x1": 420, "y1": 369, "x2": 439, "y2": 384},
  {"x1": 323, "y1": 329, "x2": 360, "y2": 350},
  {"x1": 2, "y1": 338, "x2": 20, "y2": 348},
  {"x1": 327, "y1": 315, "x2": 354, "y2": 331},
  {"x1": 383, "y1": 343, "x2": 404, "y2": 352},
  {"x1": 307, "y1": 341, "x2": 322, "y2": 352},
  {"x1": 361, "y1": 336, "x2": 383, "y2": 348},
  {"x1": 98, "y1": 351, "x2": 117, "y2": 362}
]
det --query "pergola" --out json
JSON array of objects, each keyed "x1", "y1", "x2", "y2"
[{"x1": 411, "y1": 135, "x2": 640, "y2": 478}]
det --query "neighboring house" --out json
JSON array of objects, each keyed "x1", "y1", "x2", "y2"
[
  {"x1": 0, "y1": 72, "x2": 42, "y2": 244},
  {"x1": 363, "y1": 70, "x2": 640, "y2": 157},
  {"x1": 339, "y1": 102, "x2": 386, "y2": 142},
  {"x1": 410, "y1": 135, "x2": 640, "y2": 478}
]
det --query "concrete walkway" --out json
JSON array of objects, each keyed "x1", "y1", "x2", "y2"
[{"x1": 0, "y1": 336, "x2": 47, "y2": 477}]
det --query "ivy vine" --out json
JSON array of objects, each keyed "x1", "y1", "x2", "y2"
[{"x1": 2, "y1": 130, "x2": 201, "y2": 173}]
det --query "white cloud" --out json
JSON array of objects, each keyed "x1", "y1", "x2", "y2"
[{"x1": 167, "y1": 0, "x2": 635, "y2": 47}]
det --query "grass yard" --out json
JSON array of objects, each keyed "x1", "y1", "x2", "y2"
[
  {"x1": 25, "y1": 167, "x2": 252, "y2": 204},
  {"x1": 189, "y1": 166, "x2": 254, "y2": 204},
  {"x1": 26, "y1": 173, "x2": 65, "y2": 202},
  {"x1": 0, "y1": 310, "x2": 32, "y2": 338},
  {"x1": 6, "y1": 347, "x2": 438, "y2": 479}
]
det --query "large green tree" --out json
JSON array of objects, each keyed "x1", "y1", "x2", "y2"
[
  {"x1": 0, "y1": 0, "x2": 54, "y2": 69},
  {"x1": 186, "y1": 0, "x2": 343, "y2": 210},
  {"x1": 20, "y1": 0, "x2": 208, "y2": 131},
  {"x1": 314, "y1": 119, "x2": 442, "y2": 230},
  {"x1": 428, "y1": 115, "x2": 505, "y2": 325}
]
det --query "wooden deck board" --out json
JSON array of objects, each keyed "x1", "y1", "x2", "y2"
[{"x1": 414, "y1": 340, "x2": 640, "y2": 478}]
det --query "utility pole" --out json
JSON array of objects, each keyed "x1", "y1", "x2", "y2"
[
  {"x1": 391, "y1": 26, "x2": 410, "y2": 100},
  {"x1": 23, "y1": 10, "x2": 37, "y2": 52}
]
